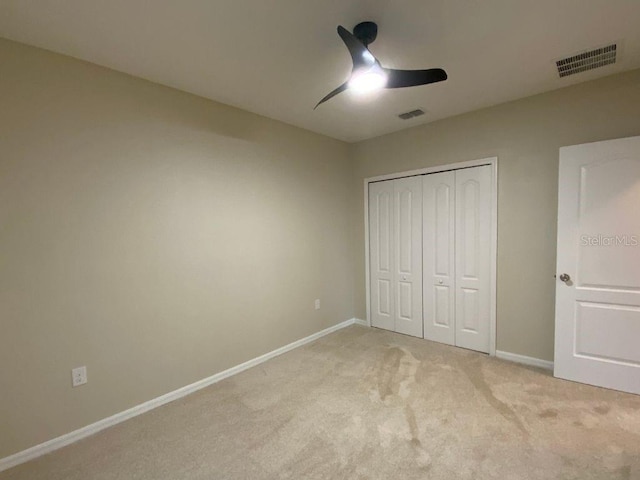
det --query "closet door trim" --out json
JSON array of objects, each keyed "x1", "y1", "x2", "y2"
[{"x1": 364, "y1": 157, "x2": 498, "y2": 356}]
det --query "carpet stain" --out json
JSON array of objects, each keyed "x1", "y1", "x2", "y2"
[
  {"x1": 404, "y1": 405, "x2": 420, "y2": 446},
  {"x1": 247, "y1": 413, "x2": 294, "y2": 450},
  {"x1": 457, "y1": 358, "x2": 529, "y2": 436},
  {"x1": 539, "y1": 409, "x2": 558, "y2": 419},
  {"x1": 374, "y1": 346, "x2": 419, "y2": 403},
  {"x1": 396, "y1": 349, "x2": 419, "y2": 400},
  {"x1": 594, "y1": 404, "x2": 611, "y2": 415},
  {"x1": 404, "y1": 405, "x2": 433, "y2": 471},
  {"x1": 616, "y1": 465, "x2": 631, "y2": 480},
  {"x1": 376, "y1": 347, "x2": 403, "y2": 400}
]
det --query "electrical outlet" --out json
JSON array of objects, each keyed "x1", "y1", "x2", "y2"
[
  {"x1": 314, "y1": 299, "x2": 321, "y2": 310},
  {"x1": 72, "y1": 366, "x2": 87, "y2": 387}
]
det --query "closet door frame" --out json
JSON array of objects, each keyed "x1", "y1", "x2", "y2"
[{"x1": 364, "y1": 157, "x2": 498, "y2": 356}]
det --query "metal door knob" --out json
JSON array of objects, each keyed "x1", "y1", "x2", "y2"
[
  {"x1": 438, "y1": 280, "x2": 444, "y2": 284},
  {"x1": 559, "y1": 273, "x2": 571, "y2": 283}
]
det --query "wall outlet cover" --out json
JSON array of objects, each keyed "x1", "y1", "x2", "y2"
[{"x1": 72, "y1": 366, "x2": 87, "y2": 387}]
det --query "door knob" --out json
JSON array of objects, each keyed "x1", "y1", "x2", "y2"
[
  {"x1": 559, "y1": 273, "x2": 571, "y2": 283},
  {"x1": 438, "y1": 279, "x2": 444, "y2": 284}
]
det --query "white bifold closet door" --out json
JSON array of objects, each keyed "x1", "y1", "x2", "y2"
[
  {"x1": 422, "y1": 171, "x2": 456, "y2": 345},
  {"x1": 369, "y1": 177, "x2": 423, "y2": 338},
  {"x1": 423, "y1": 166, "x2": 492, "y2": 353},
  {"x1": 454, "y1": 166, "x2": 492, "y2": 352}
]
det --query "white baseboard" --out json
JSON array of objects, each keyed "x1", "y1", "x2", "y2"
[
  {"x1": 353, "y1": 318, "x2": 369, "y2": 326},
  {"x1": 496, "y1": 350, "x2": 554, "y2": 370},
  {"x1": 0, "y1": 318, "x2": 359, "y2": 473}
]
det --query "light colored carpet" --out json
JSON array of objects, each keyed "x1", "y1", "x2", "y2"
[{"x1": 2, "y1": 325, "x2": 639, "y2": 479}]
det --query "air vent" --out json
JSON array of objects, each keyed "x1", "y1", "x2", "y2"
[
  {"x1": 398, "y1": 109, "x2": 425, "y2": 120},
  {"x1": 556, "y1": 44, "x2": 616, "y2": 78}
]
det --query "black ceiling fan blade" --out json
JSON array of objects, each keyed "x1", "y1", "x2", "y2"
[
  {"x1": 337, "y1": 25, "x2": 375, "y2": 69},
  {"x1": 314, "y1": 82, "x2": 348, "y2": 109},
  {"x1": 384, "y1": 68, "x2": 447, "y2": 89}
]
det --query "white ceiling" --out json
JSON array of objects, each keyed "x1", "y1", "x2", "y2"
[{"x1": 1, "y1": 1, "x2": 639, "y2": 142}]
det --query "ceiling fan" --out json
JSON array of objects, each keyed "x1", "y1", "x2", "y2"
[{"x1": 315, "y1": 21, "x2": 447, "y2": 109}]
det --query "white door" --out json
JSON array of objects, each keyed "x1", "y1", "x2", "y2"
[
  {"x1": 555, "y1": 136, "x2": 640, "y2": 395},
  {"x1": 394, "y1": 176, "x2": 423, "y2": 337},
  {"x1": 369, "y1": 177, "x2": 423, "y2": 337},
  {"x1": 369, "y1": 181, "x2": 394, "y2": 331},
  {"x1": 455, "y1": 166, "x2": 492, "y2": 353},
  {"x1": 423, "y1": 171, "x2": 456, "y2": 345}
]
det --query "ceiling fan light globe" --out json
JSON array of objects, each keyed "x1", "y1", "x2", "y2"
[{"x1": 348, "y1": 70, "x2": 387, "y2": 93}]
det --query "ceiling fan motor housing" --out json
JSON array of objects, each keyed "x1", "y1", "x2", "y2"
[{"x1": 353, "y1": 21, "x2": 378, "y2": 47}]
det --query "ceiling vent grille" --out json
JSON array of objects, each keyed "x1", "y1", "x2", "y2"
[
  {"x1": 556, "y1": 44, "x2": 616, "y2": 78},
  {"x1": 398, "y1": 109, "x2": 425, "y2": 120}
]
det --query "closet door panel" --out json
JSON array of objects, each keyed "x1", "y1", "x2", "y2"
[
  {"x1": 423, "y1": 172, "x2": 456, "y2": 345},
  {"x1": 394, "y1": 177, "x2": 423, "y2": 337},
  {"x1": 455, "y1": 166, "x2": 492, "y2": 353},
  {"x1": 369, "y1": 181, "x2": 395, "y2": 331}
]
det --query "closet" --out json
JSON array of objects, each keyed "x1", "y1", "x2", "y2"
[{"x1": 368, "y1": 164, "x2": 493, "y2": 354}]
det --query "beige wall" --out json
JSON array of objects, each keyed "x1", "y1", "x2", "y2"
[
  {"x1": 0, "y1": 38, "x2": 354, "y2": 458},
  {"x1": 352, "y1": 69, "x2": 640, "y2": 362}
]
